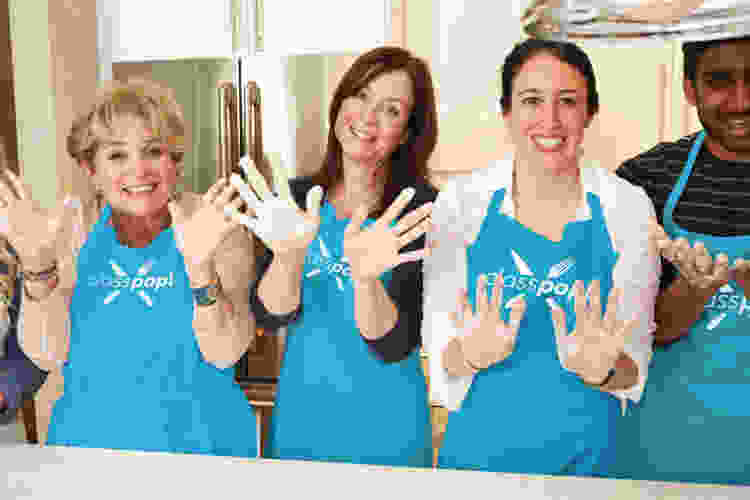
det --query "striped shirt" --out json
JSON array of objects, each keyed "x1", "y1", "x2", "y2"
[{"x1": 616, "y1": 132, "x2": 750, "y2": 289}]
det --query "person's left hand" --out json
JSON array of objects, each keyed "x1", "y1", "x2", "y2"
[
  {"x1": 548, "y1": 280, "x2": 637, "y2": 386},
  {"x1": 168, "y1": 178, "x2": 244, "y2": 285},
  {"x1": 343, "y1": 187, "x2": 433, "y2": 282}
]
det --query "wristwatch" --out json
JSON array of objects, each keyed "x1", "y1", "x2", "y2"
[
  {"x1": 591, "y1": 368, "x2": 616, "y2": 387},
  {"x1": 192, "y1": 279, "x2": 221, "y2": 307}
]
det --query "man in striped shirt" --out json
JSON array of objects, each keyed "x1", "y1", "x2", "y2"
[{"x1": 613, "y1": 35, "x2": 750, "y2": 485}]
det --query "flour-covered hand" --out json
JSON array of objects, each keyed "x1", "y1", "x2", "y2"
[
  {"x1": 225, "y1": 166, "x2": 322, "y2": 256},
  {"x1": 343, "y1": 187, "x2": 433, "y2": 282},
  {"x1": 549, "y1": 280, "x2": 637, "y2": 386},
  {"x1": 453, "y1": 273, "x2": 526, "y2": 371},
  {"x1": 168, "y1": 178, "x2": 242, "y2": 284},
  {"x1": 0, "y1": 169, "x2": 61, "y2": 270},
  {"x1": 650, "y1": 216, "x2": 730, "y2": 291}
]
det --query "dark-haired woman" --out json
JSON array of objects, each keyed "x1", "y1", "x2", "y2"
[
  {"x1": 229, "y1": 47, "x2": 438, "y2": 467},
  {"x1": 423, "y1": 38, "x2": 660, "y2": 476}
]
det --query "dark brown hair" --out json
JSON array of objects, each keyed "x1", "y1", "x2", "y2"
[
  {"x1": 683, "y1": 36, "x2": 750, "y2": 85},
  {"x1": 499, "y1": 38, "x2": 599, "y2": 117},
  {"x1": 310, "y1": 46, "x2": 438, "y2": 215}
]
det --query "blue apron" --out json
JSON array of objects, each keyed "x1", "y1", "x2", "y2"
[
  {"x1": 46, "y1": 204, "x2": 257, "y2": 457},
  {"x1": 613, "y1": 131, "x2": 750, "y2": 485},
  {"x1": 267, "y1": 202, "x2": 432, "y2": 467},
  {"x1": 438, "y1": 187, "x2": 621, "y2": 476}
]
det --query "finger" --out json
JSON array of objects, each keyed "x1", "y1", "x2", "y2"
[
  {"x1": 203, "y1": 178, "x2": 227, "y2": 204},
  {"x1": 505, "y1": 294, "x2": 526, "y2": 335},
  {"x1": 603, "y1": 287, "x2": 620, "y2": 334},
  {"x1": 547, "y1": 297, "x2": 568, "y2": 344},
  {"x1": 2, "y1": 169, "x2": 27, "y2": 201},
  {"x1": 572, "y1": 280, "x2": 586, "y2": 325},
  {"x1": 0, "y1": 176, "x2": 16, "y2": 207},
  {"x1": 476, "y1": 274, "x2": 489, "y2": 318},
  {"x1": 588, "y1": 280, "x2": 602, "y2": 327},
  {"x1": 378, "y1": 187, "x2": 415, "y2": 227},
  {"x1": 239, "y1": 156, "x2": 275, "y2": 201},
  {"x1": 673, "y1": 237, "x2": 692, "y2": 265},
  {"x1": 396, "y1": 248, "x2": 430, "y2": 265},
  {"x1": 657, "y1": 238, "x2": 677, "y2": 262},
  {"x1": 214, "y1": 183, "x2": 238, "y2": 207},
  {"x1": 166, "y1": 198, "x2": 186, "y2": 225},
  {"x1": 344, "y1": 203, "x2": 369, "y2": 237},
  {"x1": 490, "y1": 273, "x2": 504, "y2": 317},
  {"x1": 393, "y1": 201, "x2": 434, "y2": 236},
  {"x1": 458, "y1": 288, "x2": 472, "y2": 326},
  {"x1": 713, "y1": 253, "x2": 731, "y2": 283},
  {"x1": 305, "y1": 185, "x2": 324, "y2": 218},
  {"x1": 397, "y1": 217, "x2": 431, "y2": 249},
  {"x1": 693, "y1": 241, "x2": 711, "y2": 275},
  {"x1": 732, "y1": 258, "x2": 750, "y2": 281},
  {"x1": 230, "y1": 174, "x2": 262, "y2": 211}
]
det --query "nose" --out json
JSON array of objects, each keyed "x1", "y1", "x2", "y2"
[
  {"x1": 541, "y1": 101, "x2": 561, "y2": 127},
  {"x1": 360, "y1": 101, "x2": 378, "y2": 126},
  {"x1": 133, "y1": 154, "x2": 151, "y2": 176}
]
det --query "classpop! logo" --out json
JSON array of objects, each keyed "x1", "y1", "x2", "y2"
[
  {"x1": 305, "y1": 237, "x2": 351, "y2": 292},
  {"x1": 88, "y1": 259, "x2": 176, "y2": 307},
  {"x1": 485, "y1": 250, "x2": 578, "y2": 302},
  {"x1": 704, "y1": 283, "x2": 750, "y2": 331}
]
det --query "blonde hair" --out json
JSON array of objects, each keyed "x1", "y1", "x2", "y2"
[{"x1": 67, "y1": 78, "x2": 186, "y2": 166}]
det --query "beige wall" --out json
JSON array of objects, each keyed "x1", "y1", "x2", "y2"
[{"x1": 9, "y1": 0, "x2": 99, "y2": 444}]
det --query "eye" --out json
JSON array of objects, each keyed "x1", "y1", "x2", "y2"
[
  {"x1": 146, "y1": 147, "x2": 164, "y2": 157},
  {"x1": 107, "y1": 152, "x2": 126, "y2": 161},
  {"x1": 356, "y1": 89, "x2": 368, "y2": 100},
  {"x1": 561, "y1": 97, "x2": 577, "y2": 106},
  {"x1": 521, "y1": 96, "x2": 541, "y2": 106}
]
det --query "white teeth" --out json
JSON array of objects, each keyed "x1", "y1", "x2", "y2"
[
  {"x1": 728, "y1": 120, "x2": 749, "y2": 128},
  {"x1": 123, "y1": 184, "x2": 156, "y2": 193},
  {"x1": 534, "y1": 137, "x2": 565, "y2": 148}
]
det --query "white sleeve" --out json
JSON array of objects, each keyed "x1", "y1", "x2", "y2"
[
  {"x1": 606, "y1": 181, "x2": 661, "y2": 407},
  {"x1": 422, "y1": 180, "x2": 475, "y2": 412}
]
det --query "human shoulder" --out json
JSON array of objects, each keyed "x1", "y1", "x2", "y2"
[{"x1": 616, "y1": 133, "x2": 697, "y2": 187}]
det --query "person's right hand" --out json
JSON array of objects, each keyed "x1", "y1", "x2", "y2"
[
  {"x1": 0, "y1": 169, "x2": 61, "y2": 270},
  {"x1": 649, "y1": 217, "x2": 730, "y2": 292},
  {"x1": 227, "y1": 169, "x2": 323, "y2": 257},
  {"x1": 452, "y1": 273, "x2": 527, "y2": 371}
]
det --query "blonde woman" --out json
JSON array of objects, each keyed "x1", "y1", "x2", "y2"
[{"x1": 0, "y1": 80, "x2": 257, "y2": 456}]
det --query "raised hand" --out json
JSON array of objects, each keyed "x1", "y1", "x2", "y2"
[
  {"x1": 343, "y1": 187, "x2": 433, "y2": 282},
  {"x1": 649, "y1": 217, "x2": 731, "y2": 291},
  {"x1": 168, "y1": 178, "x2": 244, "y2": 284},
  {"x1": 0, "y1": 169, "x2": 60, "y2": 270},
  {"x1": 453, "y1": 273, "x2": 526, "y2": 371},
  {"x1": 621, "y1": 0, "x2": 704, "y2": 24},
  {"x1": 227, "y1": 169, "x2": 322, "y2": 257},
  {"x1": 549, "y1": 280, "x2": 636, "y2": 386}
]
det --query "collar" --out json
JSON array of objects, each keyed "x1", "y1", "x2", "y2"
[{"x1": 495, "y1": 152, "x2": 593, "y2": 222}]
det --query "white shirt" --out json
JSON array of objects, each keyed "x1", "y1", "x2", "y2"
[{"x1": 422, "y1": 154, "x2": 661, "y2": 412}]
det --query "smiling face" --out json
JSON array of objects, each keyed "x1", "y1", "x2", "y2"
[
  {"x1": 333, "y1": 69, "x2": 414, "y2": 168},
  {"x1": 685, "y1": 40, "x2": 750, "y2": 162},
  {"x1": 503, "y1": 52, "x2": 592, "y2": 172},
  {"x1": 86, "y1": 115, "x2": 179, "y2": 217}
]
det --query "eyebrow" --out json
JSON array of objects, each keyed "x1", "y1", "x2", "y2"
[
  {"x1": 100, "y1": 137, "x2": 163, "y2": 148},
  {"x1": 518, "y1": 89, "x2": 580, "y2": 96}
]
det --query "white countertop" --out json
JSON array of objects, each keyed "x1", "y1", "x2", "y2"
[{"x1": 1, "y1": 444, "x2": 746, "y2": 500}]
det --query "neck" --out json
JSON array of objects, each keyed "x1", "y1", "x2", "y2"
[
  {"x1": 703, "y1": 134, "x2": 750, "y2": 163},
  {"x1": 331, "y1": 156, "x2": 386, "y2": 217},
  {"x1": 513, "y1": 154, "x2": 581, "y2": 210},
  {"x1": 110, "y1": 206, "x2": 171, "y2": 248}
]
